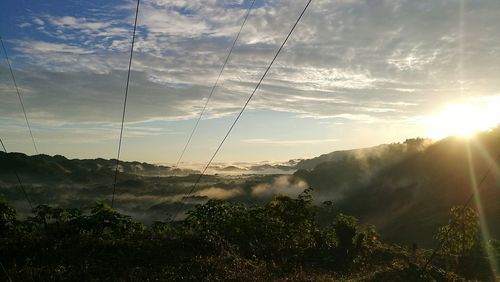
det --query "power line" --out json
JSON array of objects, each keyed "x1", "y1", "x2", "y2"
[
  {"x1": 174, "y1": 0, "x2": 257, "y2": 168},
  {"x1": 172, "y1": 0, "x2": 313, "y2": 220},
  {"x1": 0, "y1": 261, "x2": 12, "y2": 282},
  {"x1": 1, "y1": 36, "x2": 39, "y2": 154},
  {"x1": 421, "y1": 150, "x2": 500, "y2": 272},
  {"x1": 111, "y1": 0, "x2": 140, "y2": 208},
  {"x1": 0, "y1": 137, "x2": 34, "y2": 211}
]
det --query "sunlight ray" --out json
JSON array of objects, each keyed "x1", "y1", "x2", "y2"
[
  {"x1": 466, "y1": 141, "x2": 498, "y2": 277},
  {"x1": 458, "y1": 0, "x2": 465, "y2": 98},
  {"x1": 470, "y1": 136, "x2": 500, "y2": 187}
]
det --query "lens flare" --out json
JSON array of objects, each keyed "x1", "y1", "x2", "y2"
[
  {"x1": 467, "y1": 141, "x2": 498, "y2": 277},
  {"x1": 426, "y1": 96, "x2": 500, "y2": 140}
]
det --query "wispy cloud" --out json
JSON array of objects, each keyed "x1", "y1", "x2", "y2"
[
  {"x1": 242, "y1": 138, "x2": 338, "y2": 145},
  {"x1": 195, "y1": 187, "x2": 242, "y2": 199},
  {"x1": 15, "y1": 40, "x2": 93, "y2": 55},
  {"x1": 251, "y1": 175, "x2": 307, "y2": 198},
  {"x1": 10, "y1": 0, "x2": 499, "y2": 125},
  {"x1": 3, "y1": 0, "x2": 500, "y2": 160}
]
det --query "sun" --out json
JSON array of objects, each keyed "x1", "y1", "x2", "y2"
[{"x1": 426, "y1": 97, "x2": 500, "y2": 140}]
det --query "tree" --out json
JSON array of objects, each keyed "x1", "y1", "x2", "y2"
[
  {"x1": 434, "y1": 206, "x2": 489, "y2": 279},
  {"x1": 84, "y1": 201, "x2": 145, "y2": 236},
  {"x1": 0, "y1": 194, "x2": 16, "y2": 235},
  {"x1": 436, "y1": 206, "x2": 479, "y2": 258},
  {"x1": 333, "y1": 213, "x2": 358, "y2": 260}
]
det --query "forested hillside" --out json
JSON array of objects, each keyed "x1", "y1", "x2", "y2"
[
  {"x1": 295, "y1": 128, "x2": 500, "y2": 246},
  {"x1": 0, "y1": 153, "x2": 198, "y2": 184},
  {"x1": 1, "y1": 190, "x2": 498, "y2": 281}
]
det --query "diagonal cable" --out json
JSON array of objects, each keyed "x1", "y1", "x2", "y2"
[
  {"x1": 0, "y1": 261, "x2": 12, "y2": 282},
  {"x1": 421, "y1": 151, "x2": 500, "y2": 272},
  {"x1": 0, "y1": 137, "x2": 34, "y2": 211},
  {"x1": 1, "y1": 37, "x2": 39, "y2": 154},
  {"x1": 172, "y1": 0, "x2": 312, "y2": 219},
  {"x1": 111, "y1": 0, "x2": 140, "y2": 208},
  {"x1": 174, "y1": 0, "x2": 257, "y2": 168}
]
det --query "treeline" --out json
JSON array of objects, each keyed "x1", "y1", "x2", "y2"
[
  {"x1": 0, "y1": 152, "x2": 198, "y2": 185},
  {"x1": 0, "y1": 189, "x2": 498, "y2": 281}
]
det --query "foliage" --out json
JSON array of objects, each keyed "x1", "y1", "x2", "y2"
[
  {"x1": 433, "y1": 206, "x2": 497, "y2": 280},
  {"x1": 333, "y1": 213, "x2": 358, "y2": 253},
  {"x1": 0, "y1": 194, "x2": 17, "y2": 235},
  {"x1": 491, "y1": 239, "x2": 500, "y2": 262},
  {"x1": 435, "y1": 206, "x2": 479, "y2": 257},
  {"x1": 0, "y1": 192, "x2": 494, "y2": 281}
]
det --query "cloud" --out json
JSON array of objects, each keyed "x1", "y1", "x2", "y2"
[
  {"x1": 242, "y1": 138, "x2": 338, "y2": 145},
  {"x1": 116, "y1": 193, "x2": 184, "y2": 203},
  {"x1": 387, "y1": 45, "x2": 440, "y2": 71},
  {"x1": 32, "y1": 17, "x2": 44, "y2": 26},
  {"x1": 251, "y1": 175, "x2": 308, "y2": 198},
  {"x1": 46, "y1": 16, "x2": 113, "y2": 31},
  {"x1": 15, "y1": 40, "x2": 93, "y2": 55},
  {"x1": 195, "y1": 187, "x2": 242, "y2": 199},
  {"x1": 4, "y1": 0, "x2": 500, "y2": 158}
]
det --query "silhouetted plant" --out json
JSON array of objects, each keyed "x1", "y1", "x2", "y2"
[
  {"x1": 86, "y1": 201, "x2": 145, "y2": 236},
  {"x1": 0, "y1": 192, "x2": 490, "y2": 281},
  {"x1": 0, "y1": 194, "x2": 16, "y2": 235},
  {"x1": 436, "y1": 206, "x2": 479, "y2": 258},
  {"x1": 333, "y1": 213, "x2": 358, "y2": 264},
  {"x1": 434, "y1": 206, "x2": 493, "y2": 279}
]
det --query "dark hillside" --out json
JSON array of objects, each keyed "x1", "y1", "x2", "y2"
[
  {"x1": 0, "y1": 152, "x2": 198, "y2": 184},
  {"x1": 295, "y1": 128, "x2": 500, "y2": 247}
]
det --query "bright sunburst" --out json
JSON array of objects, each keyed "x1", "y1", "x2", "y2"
[{"x1": 426, "y1": 96, "x2": 500, "y2": 139}]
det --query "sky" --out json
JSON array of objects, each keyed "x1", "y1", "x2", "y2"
[{"x1": 1, "y1": 0, "x2": 500, "y2": 165}]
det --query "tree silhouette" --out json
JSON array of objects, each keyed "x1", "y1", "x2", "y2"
[{"x1": 436, "y1": 206, "x2": 479, "y2": 258}]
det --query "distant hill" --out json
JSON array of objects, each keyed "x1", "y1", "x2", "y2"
[
  {"x1": 294, "y1": 128, "x2": 500, "y2": 246},
  {"x1": 0, "y1": 153, "x2": 199, "y2": 184},
  {"x1": 1, "y1": 129, "x2": 499, "y2": 247},
  {"x1": 295, "y1": 138, "x2": 431, "y2": 171},
  {"x1": 220, "y1": 165, "x2": 247, "y2": 172},
  {"x1": 294, "y1": 138, "x2": 431, "y2": 199}
]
